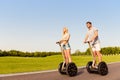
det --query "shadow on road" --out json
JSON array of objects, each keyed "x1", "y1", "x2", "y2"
[{"x1": 77, "y1": 68, "x2": 85, "y2": 76}]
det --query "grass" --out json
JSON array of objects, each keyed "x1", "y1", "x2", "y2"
[{"x1": 0, "y1": 55, "x2": 120, "y2": 74}]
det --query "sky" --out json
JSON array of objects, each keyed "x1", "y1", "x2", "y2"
[{"x1": 0, "y1": 0, "x2": 120, "y2": 52}]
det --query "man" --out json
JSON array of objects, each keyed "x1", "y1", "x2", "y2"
[{"x1": 84, "y1": 21, "x2": 102, "y2": 67}]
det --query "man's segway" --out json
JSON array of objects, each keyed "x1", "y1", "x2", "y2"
[
  {"x1": 85, "y1": 41, "x2": 108, "y2": 76},
  {"x1": 56, "y1": 42, "x2": 78, "y2": 77}
]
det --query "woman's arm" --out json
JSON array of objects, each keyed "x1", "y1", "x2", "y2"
[
  {"x1": 60, "y1": 33, "x2": 70, "y2": 44},
  {"x1": 65, "y1": 33, "x2": 70, "y2": 42}
]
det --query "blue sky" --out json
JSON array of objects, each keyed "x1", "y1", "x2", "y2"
[{"x1": 0, "y1": 0, "x2": 120, "y2": 52}]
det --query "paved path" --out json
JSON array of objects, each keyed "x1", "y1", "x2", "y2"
[{"x1": 0, "y1": 62, "x2": 120, "y2": 80}]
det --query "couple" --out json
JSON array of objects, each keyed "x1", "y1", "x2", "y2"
[{"x1": 58, "y1": 21, "x2": 102, "y2": 68}]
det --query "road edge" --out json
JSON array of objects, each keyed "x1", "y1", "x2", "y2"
[{"x1": 0, "y1": 61, "x2": 120, "y2": 77}]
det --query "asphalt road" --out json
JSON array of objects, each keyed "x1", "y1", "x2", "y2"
[{"x1": 0, "y1": 62, "x2": 120, "y2": 80}]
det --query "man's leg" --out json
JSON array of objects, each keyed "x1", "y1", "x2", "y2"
[
  {"x1": 91, "y1": 46, "x2": 96, "y2": 67},
  {"x1": 95, "y1": 43, "x2": 102, "y2": 63},
  {"x1": 96, "y1": 51, "x2": 102, "y2": 63},
  {"x1": 92, "y1": 51, "x2": 97, "y2": 67}
]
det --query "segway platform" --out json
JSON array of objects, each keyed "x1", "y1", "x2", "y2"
[
  {"x1": 58, "y1": 62, "x2": 78, "y2": 77},
  {"x1": 86, "y1": 61, "x2": 108, "y2": 75}
]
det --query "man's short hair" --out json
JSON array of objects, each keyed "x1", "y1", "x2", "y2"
[{"x1": 86, "y1": 21, "x2": 92, "y2": 24}]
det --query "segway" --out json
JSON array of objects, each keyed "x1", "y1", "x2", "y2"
[
  {"x1": 85, "y1": 41, "x2": 108, "y2": 75},
  {"x1": 56, "y1": 41, "x2": 78, "y2": 77}
]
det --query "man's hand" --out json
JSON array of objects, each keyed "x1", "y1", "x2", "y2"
[{"x1": 84, "y1": 40, "x2": 93, "y2": 44}]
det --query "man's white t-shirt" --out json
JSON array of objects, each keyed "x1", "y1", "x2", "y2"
[{"x1": 87, "y1": 27, "x2": 100, "y2": 45}]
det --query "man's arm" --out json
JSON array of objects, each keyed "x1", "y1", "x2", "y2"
[{"x1": 91, "y1": 30, "x2": 98, "y2": 42}]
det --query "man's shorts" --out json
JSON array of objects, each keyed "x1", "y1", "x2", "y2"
[
  {"x1": 92, "y1": 43, "x2": 101, "y2": 51},
  {"x1": 61, "y1": 43, "x2": 71, "y2": 50}
]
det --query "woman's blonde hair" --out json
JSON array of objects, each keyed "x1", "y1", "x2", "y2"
[{"x1": 63, "y1": 27, "x2": 68, "y2": 35}]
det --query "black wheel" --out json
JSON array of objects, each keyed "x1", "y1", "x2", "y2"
[
  {"x1": 66, "y1": 62, "x2": 78, "y2": 77},
  {"x1": 86, "y1": 61, "x2": 94, "y2": 73},
  {"x1": 58, "y1": 62, "x2": 66, "y2": 74},
  {"x1": 98, "y1": 61, "x2": 108, "y2": 75}
]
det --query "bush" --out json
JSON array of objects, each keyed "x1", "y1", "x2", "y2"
[
  {"x1": 101, "y1": 47, "x2": 120, "y2": 55},
  {"x1": 0, "y1": 47, "x2": 119, "y2": 57},
  {"x1": 0, "y1": 50, "x2": 3, "y2": 56},
  {"x1": 72, "y1": 49, "x2": 85, "y2": 56},
  {"x1": 0, "y1": 50, "x2": 61, "y2": 57},
  {"x1": 73, "y1": 47, "x2": 120, "y2": 56}
]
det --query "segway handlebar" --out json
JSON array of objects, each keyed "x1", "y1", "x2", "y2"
[
  {"x1": 56, "y1": 41, "x2": 61, "y2": 46},
  {"x1": 56, "y1": 41, "x2": 60, "y2": 44},
  {"x1": 84, "y1": 41, "x2": 91, "y2": 44}
]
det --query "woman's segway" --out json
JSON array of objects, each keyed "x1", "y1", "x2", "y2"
[
  {"x1": 56, "y1": 42, "x2": 78, "y2": 77},
  {"x1": 85, "y1": 41, "x2": 108, "y2": 76}
]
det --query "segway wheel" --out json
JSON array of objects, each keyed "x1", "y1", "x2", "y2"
[
  {"x1": 58, "y1": 62, "x2": 66, "y2": 75},
  {"x1": 66, "y1": 62, "x2": 78, "y2": 77},
  {"x1": 86, "y1": 61, "x2": 94, "y2": 73},
  {"x1": 98, "y1": 61, "x2": 108, "y2": 75}
]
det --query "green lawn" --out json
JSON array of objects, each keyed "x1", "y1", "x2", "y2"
[{"x1": 0, "y1": 55, "x2": 120, "y2": 74}]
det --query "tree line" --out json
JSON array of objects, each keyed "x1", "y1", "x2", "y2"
[
  {"x1": 73, "y1": 47, "x2": 120, "y2": 56},
  {"x1": 0, "y1": 47, "x2": 120, "y2": 57},
  {"x1": 0, "y1": 50, "x2": 61, "y2": 57}
]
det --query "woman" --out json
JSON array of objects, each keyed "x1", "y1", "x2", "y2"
[{"x1": 59, "y1": 27, "x2": 72, "y2": 64}]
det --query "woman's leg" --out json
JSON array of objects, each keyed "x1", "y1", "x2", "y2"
[
  {"x1": 66, "y1": 49, "x2": 72, "y2": 63},
  {"x1": 64, "y1": 50, "x2": 69, "y2": 64},
  {"x1": 62, "y1": 50, "x2": 66, "y2": 62}
]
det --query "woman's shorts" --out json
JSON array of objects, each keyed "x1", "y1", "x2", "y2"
[
  {"x1": 92, "y1": 43, "x2": 101, "y2": 51},
  {"x1": 61, "y1": 43, "x2": 71, "y2": 50}
]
